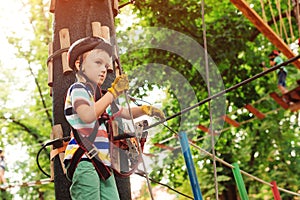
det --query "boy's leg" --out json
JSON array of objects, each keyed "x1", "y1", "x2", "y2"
[
  {"x1": 278, "y1": 71, "x2": 288, "y2": 94},
  {"x1": 0, "y1": 168, "x2": 5, "y2": 184},
  {"x1": 100, "y1": 172, "x2": 120, "y2": 200},
  {"x1": 70, "y1": 161, "x2": 100, "y2": 200}
]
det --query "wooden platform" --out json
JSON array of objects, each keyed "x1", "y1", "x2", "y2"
[{"x1": 270, "y1": 85, "x2": 300, "y2": 112}]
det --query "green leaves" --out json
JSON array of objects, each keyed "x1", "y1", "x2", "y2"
[{"x1": 122, "y1": 0, "x2": 300, "y2": 198}]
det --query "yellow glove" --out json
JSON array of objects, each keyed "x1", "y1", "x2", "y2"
[
  {"x1": 108, "y1": 74, "x2": 129, "y2": 98},
  {"x1": 141, "y1": 105, "x2": 165, "y2": 120}
]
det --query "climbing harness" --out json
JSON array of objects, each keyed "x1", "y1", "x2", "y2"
[
  {"x1": 64, "y1": 83, "x2": 148, "y2": 180},
  {"x1": 67, "y1": 123, "x2": 111, "y2": 180}
]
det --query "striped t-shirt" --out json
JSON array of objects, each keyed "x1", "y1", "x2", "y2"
[{"x1": 63, "y1": 82, "x2": 112, "y2": 166}]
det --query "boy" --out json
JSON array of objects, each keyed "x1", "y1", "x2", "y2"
[
  {"x1": 0, "y1": 149, "x2": 6, "y2": 185},
  {"x1": 64, "y1": 36, "x2": 165, "y2": 200},
  {"x1": 268, "y1": 50, "x2": 288, "y2": 94}
]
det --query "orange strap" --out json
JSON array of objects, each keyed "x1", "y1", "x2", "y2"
[{"x1": 50, "y1": 141, "x2": 68, "y2": 161}]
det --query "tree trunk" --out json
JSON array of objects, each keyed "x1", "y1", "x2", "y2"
[
  {"x1": 38, "y1": 191, "x2": 44, "y2": 200},
  {"x1": 220, "y1": 183, "x2": 238, "y2": 200},
  {"x1": 51, "y1": 0, "x2": 131, "y2": 199}
]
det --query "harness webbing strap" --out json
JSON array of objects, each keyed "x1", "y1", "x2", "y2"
[
  {"x1": 67, "y1": 123, "x2": 111, "y2": 181},
  {"x1": 50, "y1": 141, "x2": 68, "y2": 160}
]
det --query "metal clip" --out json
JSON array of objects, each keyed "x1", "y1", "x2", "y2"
[
  {"x1": 126, "y1": 138, "x2": 139, "y2": 167},
  {"x1": 134, "y1": 124, "x2": 143, "y2": 139}
]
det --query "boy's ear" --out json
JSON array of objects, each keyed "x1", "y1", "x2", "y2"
[{"x1": 75, "y1": 60, "x2": 80, "y2": 71}]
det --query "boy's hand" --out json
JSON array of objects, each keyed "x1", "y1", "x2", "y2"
[
  {"x1": 141, "y1": 105, "x2": 165, "y2": 120},
  {"x1": 108, "y1": 74, "x2": 129, "y2": 98}
]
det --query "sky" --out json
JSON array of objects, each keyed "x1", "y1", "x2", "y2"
[
  {"x1": 0, "y1": 2, "x2": 34, "y2": 199},
  {"x1": 0, "y1": 0, "x2": 35, "y2": 109}
]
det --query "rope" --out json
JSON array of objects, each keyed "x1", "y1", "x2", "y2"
[
  {"x1": 275, "y1": 0, "x2": 283, "y2": 39},
  {"x1": 107, "y1": 0, "x2": 154, "y2": 197},
  {"x1": 144, "y1": 54, "x2": 300, "y2": 131},
  {"x1": 287, "y1": 0, "x2": 295, "y2": 41},
  {"x1": 0, "y1": 178, "x2": 53, "y2": 190},
  {"x1": 152, "y1": 123, "x2": 300, "y2": 197},
  {"x1": 123, "y1": 89, "x2": 155, "y2": 200},
  {"x1": 260, "y1": 0, "x2": 268, "y2": 23},
  {"x1": 200, "y1": 94, "x2": 271, "y2": 128},
  {"x1": 134, "y1": 172, "x2": 194, "y2": 200},
  {"x1": 46, "y1": 47, "x2": 69, "y2": 65},
  {"x1": 201, "y1": 0, "x2": 219, "y2": 198},
  {"x1": 275, "y1": 0, "x2": 289, "y2": 44},
  {"x1": 297, "y1": 0, "x2": 300, "y2": 38},
  {"x1": 157, "y1": 107, "x2": 280, "y2": 148},
  {"x1": 188, "y1": 142, "x2": 300, "y2": 197},
  {"x1": 268, "y1": 0, "x2": 280, "y2": 36}
]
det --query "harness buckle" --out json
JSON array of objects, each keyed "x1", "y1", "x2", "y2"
[{"x1": 85, "y1": 145, "x2": 98, "y2": 159}]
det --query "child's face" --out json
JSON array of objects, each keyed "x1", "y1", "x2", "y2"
[
  {"x1": 269, "y1": 55, "x2": 275, "y2": 66},
  {"x1": 82, "y1": 49, "x2": 111, "y2": 85}
]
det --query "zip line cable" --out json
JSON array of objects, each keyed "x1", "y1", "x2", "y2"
[
  {"x1": 134, "y1": 171, "x2": 194, "y2": 200},
  {"x1": 107, "y1": 0, "x2": 154, "y2": 197},
  {"x1": 145, "y1": 54, "x2": 300, "y2": 131},
  {"x1": 158, "y1": 105, "x2": 282, "y2": 149},
  {"x1": 159, "y1": 124, "x2": 300, "y2": 197}
]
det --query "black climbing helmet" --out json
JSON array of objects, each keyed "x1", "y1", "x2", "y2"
[{"x1": 67, "y1": 36, "x2": 113, "y2": 71}]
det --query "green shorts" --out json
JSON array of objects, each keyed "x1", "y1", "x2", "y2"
[{"x1": 70, "y1": 161, "x2": 120, "y2": 200}]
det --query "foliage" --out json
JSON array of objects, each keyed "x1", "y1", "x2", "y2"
[
  {"x1": 0, "y1": 0, "x2": 54, "y2": 199},
  {"x1": 117, "y1": 0, "x2": 300, "y2": 199},
  {"x1": 1, "y1": 0, "x2": 300, "y2": 199}
]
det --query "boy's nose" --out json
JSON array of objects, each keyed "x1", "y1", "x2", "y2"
[{"x1": 100, "y1": 69, "x2": 106, "y2": 74}]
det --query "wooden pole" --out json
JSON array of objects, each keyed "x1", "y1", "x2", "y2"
[
  {"x1": 230, "y1": 0, "x2": 300, "y2": 69},
  {"x1": 50, "y1": 0, "x2": 131, "y2": 199}
]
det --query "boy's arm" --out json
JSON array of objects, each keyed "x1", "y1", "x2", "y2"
[
  {"x1": 120, "y1": 105, "x2": 165, "y2": 120},
  {"x1": 269, "y1": 60, "x2": 276, "y2": 67},
  {"x1": 94, "y1": 92, "x2": 114, "y2": 118},
  {"x1": 119, "y1": 107, "x2": 146, "y2": 119},
  {"x1": 75, "y1": 103, "x2": 98, "y2": 124},
  {"x1": 76, "y1": 92, "x2": 114, "y2": 124}
]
